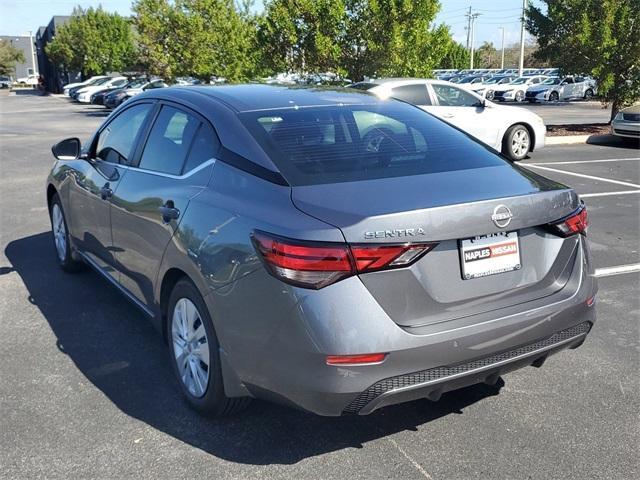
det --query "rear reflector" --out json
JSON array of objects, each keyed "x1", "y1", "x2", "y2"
[
  {"x1": 548, "y1": 204, "x2": 588, "y2": 237},
  {"x1": 252, "y1": 231, "x2": 437, "y2": 289},
  {"x1": 326, "y1": 353, "x2": 387, "y2": 365}
]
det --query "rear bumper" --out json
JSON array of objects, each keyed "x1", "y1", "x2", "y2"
[
  {"x1": 348, "y1": 321, "x2": 591, "y2": 414},
  {"x1": 207, "y1": 236, "x2": 597, "y2": 416}
]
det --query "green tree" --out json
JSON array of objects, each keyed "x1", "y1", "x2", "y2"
[
  {"x1": 131, "y1": 0, "x2": 181, "y2": 80},
  {"x1": 257, "y1": 0, "x2": 346, "y2": 75},
  {"x1": 45, "y1": 7, "x2": 137, "y2": 77},
  {"x1": 0, "y1": 39, "x2": 26, "y2": 77},
  {"x1": 526, "y1": 0, "x2": 640, "y2": 120},
  {"x1": 475, "y1": 41, "x2": 499, "y2": 69},
  {"x1": 134, "y1": 0, "x2": 259, "y2": 82},
  {"x1": 259, "y1": 0, "x2": 459, "y2": 81},
  {"x1": 439, "y1": 39, "x2": 470, "y2": 70}
]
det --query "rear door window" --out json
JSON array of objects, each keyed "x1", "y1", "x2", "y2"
[
  {"x1": 240, "y1": 102, "x2": 505, "y2": 186},
  {"x1": 182, "y1": 122, "x2": 220, "y2": 174},
  {"x1": 138, "y1": 105, "x2": 200, "y2": 175},
  {"x1": 390, "y1": 85, "x2": 431, "y2": 105}
]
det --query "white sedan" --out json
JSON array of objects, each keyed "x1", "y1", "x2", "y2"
[
  {"x1": 487, "y1": 75, "x2": 548, "y2": 102},
  {"x1": 62, "y1": 76, "x2": 109, "y2": 96},
  {"x1": 75, "y1": 77, "x2": 128, "y2": 103},
  {"x1": 349, "y1": 78, "x2": 546, "y2": 161}
]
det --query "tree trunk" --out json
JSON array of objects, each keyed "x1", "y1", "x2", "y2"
[{"x1": 610, "y1": 99, "x2": 620, "y2": 123}]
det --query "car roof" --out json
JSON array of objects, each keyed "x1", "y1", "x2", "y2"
[{"x1": 160, "y1": 84, "x2": 380, "y2": 112}]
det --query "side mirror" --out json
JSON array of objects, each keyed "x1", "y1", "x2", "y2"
[
  {"x1": 52, "y1": 137, "x2": 81, "y2": 160},
  {"x1": 474, "y1": 99, "x2": 486, "y2": 108}
]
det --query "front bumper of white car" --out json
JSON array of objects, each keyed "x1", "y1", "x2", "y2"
[
  {"x1": 611, "y1": 118, "x2": 640, "y2": 138},
  {"x1": 492, "y1": 89, "x2": 516, "y2": 101}
]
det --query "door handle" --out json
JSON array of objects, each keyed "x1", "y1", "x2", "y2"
[
  {"x1": 441, "y1": 113, "x2": 454, "y2": 118},
  {"x1": 100, "y1": 183, "x2": 113, "y2": 200},
  {"x1": 159, "y1": 200, "x2": 180, "y2": 224}
]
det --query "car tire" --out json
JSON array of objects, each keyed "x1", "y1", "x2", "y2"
[
  {"x1": 502, "y1": 124, "x2": 531, "y2": 161},
  {"x1": 49, "y1": 194, "x2": 84, "y2": 272},
  {"x1": 515, "y1": 90, "x2": 525, "y2": 102},
  {"x1": 584, "y1": 88, "x2": 594, "y2": 100},
  {"x1": 167, "y1": 279, "x2": 251, "y2": 416},
  {"x1": 549, "y1": 91, "x2": 559, "y2": 102}
]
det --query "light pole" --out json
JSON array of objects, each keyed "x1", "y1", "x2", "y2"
[
  {"x1": 468, "y1": 12, "x2": 481, "y2": 69},
  {"x1": 518, "y1": 0, "x2": 526, "y2": 76},
  {"x1": 499, "y1": 27, "x2": 506, "y2": 69}
]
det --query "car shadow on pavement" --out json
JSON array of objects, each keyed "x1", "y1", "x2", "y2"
[
  {"x1": 71, "y1": 107, "x2": 110, "y2": 118},
  {"x1": 5, "y1": 232, "x2": 504, "y2": 466}
]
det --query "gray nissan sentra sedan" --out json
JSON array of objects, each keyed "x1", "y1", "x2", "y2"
[{"x1": 46, "y1": 85, "x2": 597, "y2": 416}]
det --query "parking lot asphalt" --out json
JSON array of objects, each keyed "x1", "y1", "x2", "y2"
[{"x1": 1, "y1": 94, "x2": 638, "y2": 480}]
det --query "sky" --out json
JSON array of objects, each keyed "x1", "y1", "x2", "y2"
[{"x1": 0, "y1": 0, "x2": 538, "y2": 48}]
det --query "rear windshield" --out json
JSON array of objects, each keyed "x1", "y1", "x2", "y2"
[{"x1": 239, "y1": 102, "x2": 505, "y2": 186}]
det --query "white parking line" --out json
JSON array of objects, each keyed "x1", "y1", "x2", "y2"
[
  {"x1": 581, "y1": 190, "x2": 640, "y2": 198},
  {"x1": 595, "y1": 264, "x2": 640, "y2": 278},
  {"x1": 525, "y1": 164, "x2": 640, "y2": 189},
  {"x1": 529, "y1": 157, "x2": 640, "y2": 165}
]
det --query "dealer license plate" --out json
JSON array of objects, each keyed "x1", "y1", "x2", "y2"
[{"x1": 460, "y1": 232, "x2": 521, "y2": 280}]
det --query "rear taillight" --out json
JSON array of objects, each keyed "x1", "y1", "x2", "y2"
[
  {"x1": 252, "y1": 231, "x2": 437, "y2": 289},
  {"x1": 548, "y1": 204, "x2": 588, "y2": 237}
]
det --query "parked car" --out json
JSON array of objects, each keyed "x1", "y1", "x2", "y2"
[
  {"x1": 350, "y1": 78, "x2": 546, "y2": 160},
  {"x1": 611, "y1": 105, "x2": 640, "y2": 146},
  {"x1": 526, "y1": 76, "x2": 597, "y2": 102},
  {"x1": 69, "y1": 77, "x2": 117, "y2": 100},
  {"x1": 63, "y1": 76, "x2": 109, "y2": 96},
  {"x1": 0, "y1": 76, "x2": 11, "y2": 88},
  {"x1": 455, "y1": 75, "x2": 491, "y2": 87},
  {"x1": 469, "y1": 75, "x2": 518, "y2": 97},
  {"x1": 46, "y1": 84, "x2": 596, "y2": 417},
  {"x1": 103, "y1": 79, "x2": 167, "y2": 109},
  {"x1": 99, "y1": 78, "x2": 148, "y2": 107},
  {"x1": 76, "y1": 77, "x2": 128, "y2": 103},
  {"x1": 487, "y1": 75, "x2": 548, "y2": 102},
  {"x1": 16, "y1": 73, "x2": 39, "y2": 86}
]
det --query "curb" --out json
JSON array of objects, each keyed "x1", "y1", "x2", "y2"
[{"x1": 545, "y1": 135, "x2": 592, "y2": 145}]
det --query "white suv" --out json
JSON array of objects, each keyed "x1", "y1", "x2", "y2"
[{"x1": 350, "y1": 78, "x2": 546, "y2": 161}]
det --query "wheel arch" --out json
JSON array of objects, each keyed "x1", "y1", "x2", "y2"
[
  {"x1": 46, "y1": 184, "x2": 58, "y2": 210},
  {"x1": 159, "y1": 267, "x2": 191, "y2": 342}
]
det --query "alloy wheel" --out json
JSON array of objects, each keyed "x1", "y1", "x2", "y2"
[
  {"x1": 51, "y1": 204, "x2": 67, "y2": 262},
  {"x1": 171, "y1": 298, "x2": 210, "y2": 398},
  {"x1": 511, "y1": 129, "x2": 530, "y2": 158}
]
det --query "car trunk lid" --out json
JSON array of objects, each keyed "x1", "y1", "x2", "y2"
[{"x1": 291, "y1": 164, "x2": 581, "y2": 327}]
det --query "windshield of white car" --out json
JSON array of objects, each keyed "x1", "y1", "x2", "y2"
[
  {"x1": 541, "y1": 78, "x2": 561, "y2": 85},
  {"x1": 486, "y1": 76, "x2": 511, "y2": 84},
  {"x1": 509, "y1": 77, "x2": 529, "y2": 85},
  {"x1": 93, "y1": 78, "x2": 113, "y2": 86}
]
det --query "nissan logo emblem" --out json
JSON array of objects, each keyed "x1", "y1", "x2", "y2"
[{"x1": 491, "y1": 205, "x2": 513, "y2": 228}]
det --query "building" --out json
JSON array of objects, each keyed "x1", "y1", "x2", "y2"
[
  {"x1": 35, "y1": 16, "x2": 81, "y2": 93},
  {"x1": 0, "y1": 35, "x2": 38, "y2": 80}
]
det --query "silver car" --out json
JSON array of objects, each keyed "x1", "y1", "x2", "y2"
[
  {"x1": 46, "y1": 85, "x2": 597, "y2": 416},
  {"x1": 526, "y1": 76, "x2": 597, "y2": 102}
]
